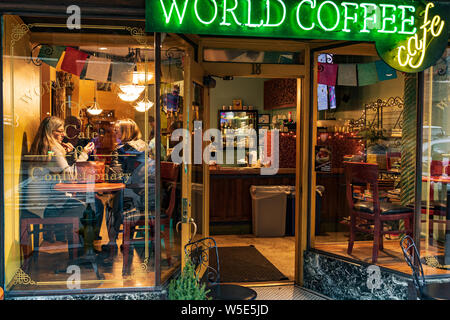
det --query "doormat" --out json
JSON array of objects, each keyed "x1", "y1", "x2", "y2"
[
  {"x1": 210, "y1": 245, "x2": 289, "y2": 283},
  {"x1": 421, "y1": 255, "x2": 450, "y2": 270}
]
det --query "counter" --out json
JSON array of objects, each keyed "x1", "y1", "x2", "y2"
[{"x1": 209, "y1": 167, "x2": 296, "y2": 223}]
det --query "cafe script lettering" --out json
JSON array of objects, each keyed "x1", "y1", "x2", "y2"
[{"x1": 146, "y1": 0, "x2": 449, "y2": 72}]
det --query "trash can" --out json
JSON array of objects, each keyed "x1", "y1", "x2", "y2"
[
  {"x1": 286, "y1": 187, "x2": 296, "y2": 236},
  {"x1": 250, "y1": 185, "x2": 292, "y2": 237},
  {"x1": 315, "y1": 185, "x2": 325, "y2": 235}
]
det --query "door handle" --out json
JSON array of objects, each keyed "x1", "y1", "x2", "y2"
[
  {"x1": 176, "y1": 219, "x2": 197, "y2": 243},
  {"x1": 189, "y1": 218, "x2": 197, "y2": 243}
]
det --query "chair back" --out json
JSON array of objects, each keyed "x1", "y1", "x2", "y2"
[
  {"x1": 184, "y1": 237, "x2": 220, "y2": 284},
  {"x1": 344, "y1": 162, "x2": 380, "y2": 215},
  {"x1": 400, "y1": 235, "x2": 425, "y2": 299}
]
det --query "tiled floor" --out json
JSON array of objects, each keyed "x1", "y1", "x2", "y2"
[{"x1": 250, "y1": 285, "x2": 329, "y2": 300}]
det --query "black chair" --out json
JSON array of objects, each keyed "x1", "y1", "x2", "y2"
[
  {"x1": 184, "y1": 237, "x2": 257, "y2": 300},
  {"x1": 400, "y1": 235, "x2": 450, "y2": 300}
]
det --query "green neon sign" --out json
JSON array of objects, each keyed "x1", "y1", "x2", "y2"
[{"x1": 146, "y1": 0, "x2": 449, "y2": 72}]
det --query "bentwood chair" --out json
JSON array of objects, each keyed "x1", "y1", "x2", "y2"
[
  {"x1": 345, "y1": 162, "x2": 414, "y2": 263},
  {"x1": 400, "y1": 235, "x2": 450, "y2": 300},
  {"x1": 184, "y1": 237, "x2": 257, "y2": 300},
  {"x1": 122, "y1": 162, "x2": 179, "y2": 275}
]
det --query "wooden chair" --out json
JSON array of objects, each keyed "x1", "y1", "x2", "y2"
[
  {"x1": 19, "y1": 168, "x2": 81, "y2": 272},
  {"x1": 400, "y1": 235, "x2": 450, "y2": 300},
  {"x1": 122, "y1": 161, "x2": 179, "y2": 275},
  {"x1": 344, "y1": 162, "x2": 414, "y2": 263},
  {"x1": 184, "y1": 237, "x2": 257, "y2": 300}
]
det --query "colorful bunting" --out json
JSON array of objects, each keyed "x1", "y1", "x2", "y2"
[
  {"x1": 318, "y1": 62, "x2": 338, "y2": 86},
  {"x1": 110, "y1": 62, "x2": 134, "y2": 84},
  {"x1": 375, "y1": 60, "x2": 397, "y2": 81},
  {"x1": 60, "y1": 47, "x2": 89, "y2": 76},
  {"x1": 38, "y1": 45, "x2": 66, "y2": 68},
  {"x1": 337, "y1": 63, "x2": 357, "y2": 86},
  {"x1": 328, "y1": 86, "x2": 336, "y2": 109},
  {"x1": 318, "y1": 84, "x2": 328, "y2": 111},
  {"x1": 84, "y1": 56, "x2": 112, "y2": 82},
  {"x1": 357, "y1": 62, "x2": 378, "y2": 86}
]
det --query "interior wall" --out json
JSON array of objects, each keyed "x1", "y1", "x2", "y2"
[
  {"x1": 3, "y1": 15, "x2": 41, "y2": 286},
  {"x1": 209, "y1": 77, "x2": 266, "y2": 129}
]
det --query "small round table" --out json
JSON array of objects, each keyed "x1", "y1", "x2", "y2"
[{"x1": 54, "y1": 182, "x2": 125, "y2": 279}]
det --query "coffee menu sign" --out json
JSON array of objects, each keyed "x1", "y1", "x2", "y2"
[{"x1": 146, "y1": 0, "x2": 449, "y2": 73}]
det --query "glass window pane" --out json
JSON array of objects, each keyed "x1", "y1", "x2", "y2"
[
  {"x1": 1, "y1": 15, "x2": 182, "y2": 292},
  {"x1": 311, "y1": 51, "x2": 416, "y2": 271},
  {"x1": 421, "y1": 47, "x2": 450, "y2": 276}
]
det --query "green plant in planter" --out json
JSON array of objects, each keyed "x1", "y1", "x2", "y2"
[{"x1": 168, "y1": 256, "x2": 211, "y2": 300}]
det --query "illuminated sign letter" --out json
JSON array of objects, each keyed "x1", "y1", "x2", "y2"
[
  {"x1": 296, "y1": 0, "x2": 315, "y2": 31},
  {"x1": 246, "y1": 0, "x2": 264, "y2": 27},
  {"x1": 396, "y1": 2, "x2": 445, "y2": 70},
  {"x1": 220, "y1": 0, "x2": 242, "y2": 26},
  {"x1": 341, "y1": 2, "x2": 358, "y2": 32},
  {"x1": 360, "y1": 3, "x2": 378, "y2": 33},
  {"x1": 318, "y1": 0, "x2": 340, "y2": 32},
  {"x1": 398, "y1": 5, "x2": 416, "y2": 35},
  {"x1": 378, "y1": 4, "x2": 397, "y2": 33},
  {"x1": 160, "y1": 0, "x2": 189, "y2": 24},
  {"x1": 264, "y1": 0, "x2": 286, "y2": 27},
  {"x1": 194, "y1": 0, "x2": 218, "y2": 25}
]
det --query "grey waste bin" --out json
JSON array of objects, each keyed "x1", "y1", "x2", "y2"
[{"x1": 250, "y1": 186, "x2": 292, "y2": 237}]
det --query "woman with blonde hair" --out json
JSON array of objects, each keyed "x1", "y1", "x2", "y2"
[
  {"x1": 24, "y1": 116, "x2": 95, "y2": 241},
  {"x1": 104, "y1": 118, "x2": 155, "y2": 256}
]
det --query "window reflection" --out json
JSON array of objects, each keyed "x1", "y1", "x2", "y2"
[{"x1": 3, "y1": 15, "x2": 184, "y2": 291}]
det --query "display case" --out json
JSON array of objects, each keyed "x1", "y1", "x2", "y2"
[{"x1": 218, "y1": 110, "x2": 259, "y2": 165}]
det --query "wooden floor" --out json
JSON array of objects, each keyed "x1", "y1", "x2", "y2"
[
  {"x1": 10, "y1": 223, "x2": 182, "y2": 291},
  {"x1": 315, "y1": 232, "x2": 450, "y2": 276},
  {"x1": 11, "y1": 229, "x2": 449, "y2": 291}
]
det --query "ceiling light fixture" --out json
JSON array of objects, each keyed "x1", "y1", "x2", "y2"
[
  {"x1": 134, "y1": 99, "x2": 154, "y2": 112},
  {"x1": 87, "y1": 82, "x2": 103, "y2": 115}
]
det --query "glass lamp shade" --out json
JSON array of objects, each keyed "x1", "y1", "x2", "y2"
[
  {"x1": 134, "y1": 99, "x2": 154, "y2": 112},
  {"x1": 118, "y1": 84, "x2": 145, "y2": 102},
  {"x1": 87, "y1": 100, "x2": 103, "y2": 115},
  {"x1": 132, "y1": 71, "x2": 153, "y2": 85}
]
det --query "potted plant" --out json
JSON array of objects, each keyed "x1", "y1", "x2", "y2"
[{"x1": 167, "y1": 256, "x2": 211, "y2": 300}]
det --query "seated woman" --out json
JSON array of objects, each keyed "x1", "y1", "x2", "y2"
[
  {"x1": 23, "y1": 116, "x2": 95, "y2": 238},
  {"x1": 104, "y1": 119, "x2": 156, "y2": 254}
]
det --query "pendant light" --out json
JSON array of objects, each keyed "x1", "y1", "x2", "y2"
[
  {"x1": 87, "y1": 82, "x2": 103, "y2": 116},
  {"x1": 118, "y1": 64, "x2": 145, "y2": 102},
  {"x1": 134, "y1": 98, "x2": 154, "y2": 112}
]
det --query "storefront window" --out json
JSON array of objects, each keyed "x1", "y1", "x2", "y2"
[
  {"x1": 421, "y1": 47, "x2": 450, "y2": 276},
  {"x1": 311, "y1": 49, "x2": 419, "y2": 271},
  {"x1": 2, "y1": 15, "x2": 184, "y2": 292}
]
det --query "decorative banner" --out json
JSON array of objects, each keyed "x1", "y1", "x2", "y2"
[
  {"x1": 146, "y1": 0, "x2": 450, "y2": 73},
  {"x1": 337, "y1": 63, "x2": 357, "y2": 86},
  {"x1": 110, "y1": 62, "x2": 135, "y2": 84},
  {"x1": 328, "y1": 86, "x2": 336, "y2": 109},
  {"x1": 357, "y1": 62, "x2": 378, "y2": 86},
  {"x1": 317, "y1": 84, "x2": 328, "y2": 111},
  {"x1": 84, "y1": 56, "x2": 112, "y2": 82},
  {"x1": 318, "y1": 63, "x2": 338, "y2": 86},
  {"x1": 375, "y1": 60, "x2": 398, "y2": 81},
  {"x1": 60, "y1": 47, "x2": 89, "y2": 76},
  {"x1": 38, "y1": 45, "x2": 66, "y2": 68}
]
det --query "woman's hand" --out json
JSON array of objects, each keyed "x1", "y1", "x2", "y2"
[
  {"x1": 84, "y1": 142, "x2": 95, "y2": 154},
  {"x1": 61, "y1": 142, "x2": 74, "y2": 153}
]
